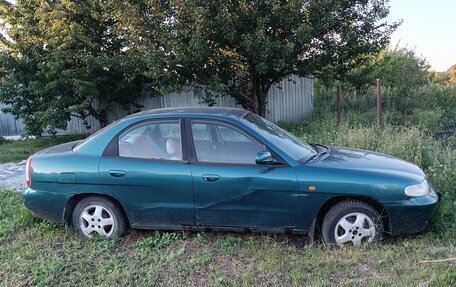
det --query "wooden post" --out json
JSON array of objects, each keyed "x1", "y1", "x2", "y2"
[
  {"x1": 336, "y1": 84, "x2": 341, "y2": 125},
  {"x1": 376, "y1": 79, "x2": 382, "y2": 129}
]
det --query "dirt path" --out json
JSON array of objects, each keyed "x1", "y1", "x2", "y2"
[{"x1": 0, "y1": 160, "x2": 26, "y2": 192}]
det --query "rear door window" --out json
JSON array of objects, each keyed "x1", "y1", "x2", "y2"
[{"x1": 118, "y1": 120, "x2": 182, "y2": 160}]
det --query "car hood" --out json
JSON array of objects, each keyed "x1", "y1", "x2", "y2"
[{"x1": 305, "y1": 146, "x2": 425, "y2": 179}]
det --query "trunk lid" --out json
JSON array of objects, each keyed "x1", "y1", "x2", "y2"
[{"x1": 35, "y1": 140, "x2": 82, "y2": 155}]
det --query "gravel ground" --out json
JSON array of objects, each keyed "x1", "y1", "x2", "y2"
[{"x1": 0, "y1": 160, "x2": 27, "y2": 192}]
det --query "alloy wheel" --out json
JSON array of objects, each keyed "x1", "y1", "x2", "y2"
[
  {"x1": 334, "y1": 212, "x2": 376, "y2": 246},
  {"x1": 79, "y1": 205, "x2": 115, "y2": 238}
]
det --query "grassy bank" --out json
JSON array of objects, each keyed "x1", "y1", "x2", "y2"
[
  {"x1": 0, "y1": 119, "x2": 455, "y2": 286},
  {"x1": 0, "y1": 135, "x2": 86, "y2": 164}
]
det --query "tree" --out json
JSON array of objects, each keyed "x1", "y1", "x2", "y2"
[
  {"x1": 429, "y1": 64, "x2": 456, "y2": 86},
  {"x1": 132, "y1": 0, "x2": 399, "y2": 117},
  {"x1": 0, "y1": 0, "x2": 146, "y2": 135},
  {"x1": 372, "y1": 47, "x2": 430, "y2": 120},
  {"x1": 447, "y1": 64, "x2": 456, "y2": 85},
  {"x1": 429, "y1": 70, "x2": 449, "y2": 85},
  {"x1": 1, "y1": 0, "x2": 399, "y2": 136}
]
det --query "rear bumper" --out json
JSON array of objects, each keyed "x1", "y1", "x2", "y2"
[
  {"x1": 383, "y1": 193, "x2": 440, "y2": 237},
  {"x1": 22, "y1": 187, "x2": 68, "y2": 224}
]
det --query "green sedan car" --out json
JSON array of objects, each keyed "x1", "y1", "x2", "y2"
[{"x1": 23, "y1": 108, "x2": 441, "y2": 246}]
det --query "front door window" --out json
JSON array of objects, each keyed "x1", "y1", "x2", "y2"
[{"x1": 191, "y1": 121, "x2": 264, "y2": 164}]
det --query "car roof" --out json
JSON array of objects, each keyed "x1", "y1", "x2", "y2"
[{"x1": 126, "y1": 107, "x2": 250, "y2": 120}]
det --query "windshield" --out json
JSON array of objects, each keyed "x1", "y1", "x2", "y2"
[{"x1": 242, "y1": 113, "x2": 317, "y2": 162}]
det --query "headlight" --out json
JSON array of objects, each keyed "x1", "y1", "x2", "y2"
[{"x1": 404, "y1": 180, "x2": 430, "y2": 197}]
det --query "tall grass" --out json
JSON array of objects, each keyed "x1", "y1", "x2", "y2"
[{"x1": 313, "y1": 82, "x2": 456, "y2": 134}]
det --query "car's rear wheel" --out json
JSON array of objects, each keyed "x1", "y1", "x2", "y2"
[
  {"x1": 321, "y1": 200, "x2": 383, "y2": 246},
  {"x1": 72, "y1": 196, "x2": 126, "y2": 239}
]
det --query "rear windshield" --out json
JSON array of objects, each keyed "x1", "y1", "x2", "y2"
[{"x1": 73, "y1": 120, "x2": 119, "y2": 150}]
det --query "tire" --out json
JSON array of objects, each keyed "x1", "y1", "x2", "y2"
[
  {"x1": 321, "y1": 200, "x2": 383, "y2": 247},
  {"x1": 72, "y1": 196, "x2": 126, "y2": 239}
]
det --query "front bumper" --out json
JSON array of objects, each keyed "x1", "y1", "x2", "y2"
[
  {"x1": 383, "y1": 193, "x2": 440, "y2": 237},
  {"x1": 23, "y1": 187, "x2": 69, "y2": 224}
]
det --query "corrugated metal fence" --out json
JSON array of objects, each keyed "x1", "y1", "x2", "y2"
[
  {"x1": 0, "y1": 107, "x2": 25, "y2": 137},
  {"x1": 0, "y1": 75, "x2": 313, "y2": 137}
]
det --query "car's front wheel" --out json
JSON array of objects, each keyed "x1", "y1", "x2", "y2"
[
  {"x1": 321, "y1": 200, "x2": 383, "y2": 246},
  {"x1": 72, "y1": 196, "x2": 126, "y2": 239}
]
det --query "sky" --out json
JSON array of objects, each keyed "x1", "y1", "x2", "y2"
[{"x1": 387, "y1": 0, "x2": 456, "y2": 71}]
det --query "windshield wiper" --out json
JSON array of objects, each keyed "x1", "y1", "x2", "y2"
[
  {"x1": 315, "y1": 144, "x2": 329, "y2": 156},
  {"x1": 304, "y1": 153, "x2": 318, "y2": 163},
  {"x1": 304, "y1": 144, "x2": 329, "y2": 163},
  {"x1": 310, "y1": 143, "x2": 319, "y2": 152}
]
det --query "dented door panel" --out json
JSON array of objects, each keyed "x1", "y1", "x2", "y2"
[{"x1": 191, "y1": 164, "x2": 300, "y2": 230}]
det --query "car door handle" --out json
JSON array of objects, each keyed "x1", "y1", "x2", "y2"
[
  {"x1": 202, "y1": 174, "x2": 220, "y2": 182},
  {"x1": 109, "y1": 170, "x2": 126, "y2": 177}
]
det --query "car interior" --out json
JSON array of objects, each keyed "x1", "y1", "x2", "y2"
[
  {"x1": 191, "y1": 122, "x2": 264, "y2": 164},
  {"x1": 119, "y1": 122, "x2": 182, "y2": 160},
  {"x1": 117, "y1": 120, "x2": 264, "y2": 164}
]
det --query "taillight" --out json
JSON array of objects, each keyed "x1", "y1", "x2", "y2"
[{"x1": 25, "y1": 156, "x2": 32, "y2": 187}]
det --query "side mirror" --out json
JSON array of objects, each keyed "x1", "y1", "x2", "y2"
[{"x1": 255, "y1": 151, "x2": 276, "y2": 165}]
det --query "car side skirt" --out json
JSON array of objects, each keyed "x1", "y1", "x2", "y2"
[{"x1": 130, "y1": 223, "x2": 309, "y2": 235}]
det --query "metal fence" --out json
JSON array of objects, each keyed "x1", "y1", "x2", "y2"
[
  {"x1": 0, "y1": 75, "x2": 313, "y2": 137},
  {"x1": 0, "y1": 106, "x2": 25, "y2": 137}
]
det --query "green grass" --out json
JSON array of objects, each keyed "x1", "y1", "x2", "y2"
[
  {"x1": 0, "y1": 116, "x2": 455, "y2": 286},
  {"x1": 0, "y1": 134, "x2": 87, "y2": 164},
  {"x1": 0, "y1": 190, "x2": 454, "y2": 286}
]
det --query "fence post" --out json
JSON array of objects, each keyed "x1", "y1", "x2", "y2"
[
  {"x1": 376, "y1": 78, "x2": 382, "y2": 130},
  {"x1": 336, "y1": 84, "x2": 341, "y2": 125}
]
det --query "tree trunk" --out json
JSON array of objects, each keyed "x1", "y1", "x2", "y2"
[
  {"x1": 257, "y1": 91, "x2": 267, "y2": 118},
  {"x1": 234, "y1": 94, "x2": 255, "y2": 113},
  {"x1": 229, "y1": 89, "x2": 256, "y2": 113},
  {"x1": 231, "y1": 90, "x2": 267, "y2": 117},
  {"x1": 229, "y1": 78, "x2": 270, "y2": 118},
  {"x1": 86, "y1": 106, "x2": 109, "y2": 129},
  {"x1": 98, "y1": 112, "x2": 109, "y2": 128},
  {"x1": 252, "y1": 77, "x2": 269, "y2": 118}
]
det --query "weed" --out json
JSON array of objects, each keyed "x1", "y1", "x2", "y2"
[{"x1": 132, "y1": 231, "x2": 185, "y2": 250}]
